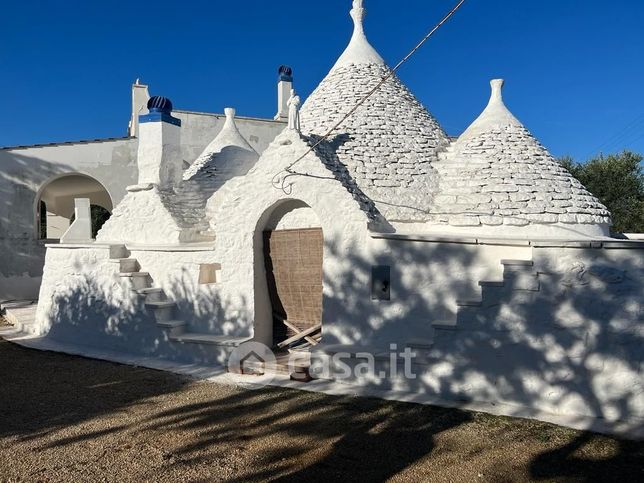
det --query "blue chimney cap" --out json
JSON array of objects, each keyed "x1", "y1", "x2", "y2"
[
  {"x1": 278, "y1": 65, "x2": 293, "y2": 82},
  {"x1": 139, "y1": 95, "x2": 181, "y2": 127},
  {"x1": 147, "y1": 96, "x2": 173, "y2": 113}
]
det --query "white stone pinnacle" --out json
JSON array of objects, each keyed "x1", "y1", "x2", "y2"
[
  {"x1": 459, "y1": 78, "x2": 521, "y2": 141},
  {"x1": 183, "y1": 106, "x2": 258, "y2": 181},
  {"x1": 332, "y1": 0, "x2": 384, "y2": 69}
]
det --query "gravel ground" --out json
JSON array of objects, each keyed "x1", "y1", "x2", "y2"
[{"x1": 0, "y1": 335, "x2": 642, "y2": 482}]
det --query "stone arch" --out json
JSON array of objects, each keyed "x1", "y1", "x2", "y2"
[
  {"x1": 34, "y1": 173, "x2": 114, "y2": 240},
  {"x1": 252, "y1": 199, "x2": 323, "y2": 347}
]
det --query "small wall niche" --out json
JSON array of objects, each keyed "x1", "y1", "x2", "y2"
[
  {"x1": 371, "y1": 265, "x2": 391, "y2": 301},
  {"x1": 198, "y1": 263, "x2": 221, "y2": 285}
]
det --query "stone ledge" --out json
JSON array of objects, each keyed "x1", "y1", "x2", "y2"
[
  {"x1": 369, "y1": 232, "x2": 644, "y2": 249},
  {"x1": 125, "y1": 242, "x2": 216, "y2": 252},
  {"x1": 45, "y1": 243, "x2": 114, "y2": 249}
]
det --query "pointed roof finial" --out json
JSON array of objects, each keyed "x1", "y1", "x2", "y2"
[
  {"x1": 332, "y1": 0, "x2": 384, "y2": 69},
  {"x1": 351, "y1": 0, "x2": 366, "y2": 33},
  {"x1": 458, "y1": 78, "x2": 522, "y2": 141},
  {"x1": 489, "y1": 79, "x2": 504, "y2": 104}
]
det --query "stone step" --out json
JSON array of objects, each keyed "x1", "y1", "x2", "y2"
[
  {"x1": 156, "y1": 319, "x2": 186, "y2": 336},
  {"x1": 431, "y1": 321, "x2": 458, "y2": 330},
  {"x1": 108, "y1": 244, "x2": 129, "y2": 260},
  {"x1": 145, "y1": 301, "x2": 175, "y2": 321},
  {"x1": 109, "y1": 258, "x2": 139, "y2": 273},
  {"x1": 501, "y1": 259, "x2": 534, "y2": 267},
  {"x1": 169, "y1": 333, "x2": 251, "y2": 346},
  {"x1": 145, "y1": 300, "x2": 175, "y2": 309},
  {"x1": 120, "y1": 271, "x2": 150, "y2": 278},
  {"x1": 1, "y1": 302, "x2": 39, "y2": 335},
  {"x1": 406, "y1": 337, "x2": 435, "y2": 350},
  {"x1": 136, "y1": 287, "x2": 166, "y2": 303},
  {"x1": 120, "y1": 272, "x2": 151, "y2": 290},
  {"x1": 456, "y1": 299, "x2": 482, "y2": 307},
  {"x1": 479, "y1": 280, "x2": 505, "y2": 287}
]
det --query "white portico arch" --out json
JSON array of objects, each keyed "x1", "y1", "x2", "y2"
[{"x1": 34, "y1": 173, "x2": 113, "y2": 240}]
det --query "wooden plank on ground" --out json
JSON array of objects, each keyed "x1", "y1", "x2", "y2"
[
  {"x1": 282, "y1": 319, "x2": 319, "y2": 346},
  {"x1": 277, "y1": 324, "x2": 322, "y2": 349}
]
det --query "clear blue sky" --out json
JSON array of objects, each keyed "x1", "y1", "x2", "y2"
[{"x1": 1, "y1": 0, "x2": 643, "y2": 161}]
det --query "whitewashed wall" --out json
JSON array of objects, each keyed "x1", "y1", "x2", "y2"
[{"x1": 32, "y1": 126, "x2": 643, "y2": 434}]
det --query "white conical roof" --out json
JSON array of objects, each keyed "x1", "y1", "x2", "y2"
[
  {"x1": 300, "y1": 0, "x2": 448, "y2": 222},
  {"x1": 431, "y1": 80, "x2": 612, "y2": 236},
  {"x1": 149, "y1": 108, "x2": 260, "y2": 238},
  {"x1": 184, "y1": 107, "x2": 258, "y2": 181}
]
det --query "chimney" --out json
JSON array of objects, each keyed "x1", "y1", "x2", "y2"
[
  {"x1": 136, "y1": 96, "x2": 182, "y2": 188},
  {"x1": 60, "y1": 198, "x2": 92, "y2": 243},
  {"x1": 274, "y1": 65, "x2": 293, "y2": 121},
  {"x1": 128, "y1": 78, "x2": 151, "y2": 137}
]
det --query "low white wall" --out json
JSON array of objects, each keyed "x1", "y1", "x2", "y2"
[
  {"x1": 35, "y1": 245, "x2": 236, "y2": 365},
  {"x1": 312, "y1": 241, "x2": 644, "y2": 432},
  {"x1": 128, "y1": 247, "x2": 248, "y2": 337}
]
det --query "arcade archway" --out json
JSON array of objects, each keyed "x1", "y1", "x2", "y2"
[{"x1": 35, "y1": 173, "x2": 113, "y2": 240}]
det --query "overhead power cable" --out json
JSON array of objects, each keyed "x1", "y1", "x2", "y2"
[
  {"x1": 272, "y1": 0, "x2": 468, "y2": 193},
  {"x1": 586, "y1": 112, "x2": 644, "y2": 159}
]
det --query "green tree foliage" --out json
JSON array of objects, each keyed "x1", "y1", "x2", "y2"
[
  {"x1": 559, "y1": 151, "x2": 644, "y2": 234},
  {"x1": 90, "y1": 205, "x2": 111, "y2": 238}
]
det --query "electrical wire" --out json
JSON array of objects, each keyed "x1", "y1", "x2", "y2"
[{"x1": 272, "y1": 0, "x2": 468, "y2": 193}]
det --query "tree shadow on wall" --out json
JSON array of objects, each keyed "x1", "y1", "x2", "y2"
[
  {"x1": 0, "y1": 151, "x2": 71, "y2": 284},
  {"x1": 319, "y1": 237, "x2": 643, "y2": 480},
  {"x1": 16, "y1": 232, "x2": 644, "y2": 480},
  {"x1": 44, "y1": 262, "x2": 250, "y2": 368},
  {"x1": 0, "y1": 145, "x2": 136, "y2": 297}
]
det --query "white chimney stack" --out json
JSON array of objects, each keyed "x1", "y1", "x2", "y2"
[
  {"x1": 136, "y1": 96, "x2": 182, "y2": 188},
  {"x1": 128, "y1": 78, "x2": 150, "y2": 137},
  {"x1": 60, "y1": 198, "x2": 92, "y2": 243},
  {"x1": 274, "y1": 65, "x2": 293, "y2": 121}
]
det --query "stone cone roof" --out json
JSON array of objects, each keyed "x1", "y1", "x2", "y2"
[
  {"x1": 299, "y1": 0, "x2": 449, "y2": 222},
  {"x1": 431, "y1": 79, "x2": 612, "y2": 233},
  {"x1": 184, "y1": 107, "x2": 259, "y2": 184},
  {"x1": 106, "y1": 108, "x2": 259, "y2": 243}
]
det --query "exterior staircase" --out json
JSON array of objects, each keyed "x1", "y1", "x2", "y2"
[
  {"x1": 0, "y1": 300, "x2": 39, "y2": 335},
  {"x1": 431, "y1": 258, "x2": 541, "y2": 335},
  {"x1": 107, "y1": 245, "x2": 250, "y2": 351}
]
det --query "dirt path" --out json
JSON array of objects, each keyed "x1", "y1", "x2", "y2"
[{"x1": 0, "y1": 337, "x2": 642, "y2": 482}]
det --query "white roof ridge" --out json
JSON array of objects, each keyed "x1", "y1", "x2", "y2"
[
  {"x1": 458, "y1": 79, "x2": 522, "y2": 141},
  {"x1": 332, "y1": 0, "x2": 384, "y2": 70}
]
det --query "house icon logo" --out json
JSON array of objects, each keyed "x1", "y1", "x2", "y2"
[{"x1": 228, "y1": 341, "x2": 277, "y2": 387}]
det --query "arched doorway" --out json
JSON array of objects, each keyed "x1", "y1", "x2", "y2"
[
  {"x1": 35, "y1": 174, "x2": 113, "y2": 240},
  {"x1": 261, "y1": 200, "x2": 323, "y2": 348}
]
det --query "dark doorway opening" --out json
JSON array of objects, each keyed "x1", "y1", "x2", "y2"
[{"x1": 263, "y1": 228, "x2": 323, "y2": 347}]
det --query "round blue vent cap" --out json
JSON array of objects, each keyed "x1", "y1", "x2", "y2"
[
  {"x1": 278, "y1": 65, "x2": 293, "y2": 81},
  {"x1": 147, "y1": 96, "x2": 173, "y2": 113}
]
